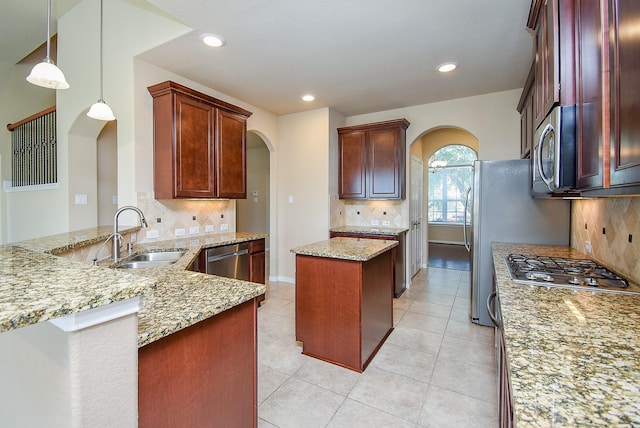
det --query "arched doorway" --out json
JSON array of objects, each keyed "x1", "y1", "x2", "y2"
[
  {"x1": 236, "y1": 130, "x2": 271, "y2": 274},
  {"x1": 410, "y1": 127, "x2": 478, "y2": 275}
]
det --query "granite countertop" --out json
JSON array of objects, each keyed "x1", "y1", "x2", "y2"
[
  {"x1": 492, "y1": 242, "x2": 640, "y2": 427},
  {"x1": 330, "y1": 225, "x2": 409, "y2": 236},
  {"x1": 291, "y1": 237, "x2": 398, "y2": 261},
  {"x1": 2, "y1": 227, "x2": 266, "y2": 348},
  {"x1": 0, "y1": 243, "x2": 150, "y2": 333},
  {"x1": 113, "y1": 233, "x2": 267, "y2": 347}
]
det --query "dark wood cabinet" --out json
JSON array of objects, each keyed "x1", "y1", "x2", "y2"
[
  {"x1": 295, "y1": 250, "x2": 394, "y2": 372},
  {"x1": 148, "y1": 81, "x2": 252, "y2": 199},
  {"x1": 517, "y1": 63, "x2": 536, "y2": 159},
  {"x1": 338, "y1": 119, "x2": 409, "y2": 200},
  {"x1": 575, "y1": 0, "x2": 607, "y2": 189},
  {"x1": 528, "y1": 0, "x2": 576, "y2": 128},
  {"x1": 139, "y1": 298, "x2": 258, "y2": 428},
  {"x1": 572, "y1": 0, "x2": 640, "y2": 194},
  {"x1": 608, "y1": 0, "x2": 640, "y2": 188}
]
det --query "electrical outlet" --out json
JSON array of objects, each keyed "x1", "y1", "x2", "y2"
[
  {"x1": 220, "y1": 223, "x2": 229, "y2": 231},
  {"x1": 371, "y1": 219, "x2": 380, "y2": 226},
  {"x1": 205, "y1": 225, "x2": 215, "y2": 233},
  {"x1": 175, "y1": 228, "x2": 186, "y2": 237},
  {"x1": 146, "y1": 230, "x2": 159, "y2": 239},
  {"x1": 382, "y1": 220, "x2": 391, "y2": 226},
  {"x1": 189, "y1": 226, "x2": 200, "y2": 235},
  {"x1": 130, "y1": 234, "x2": 136, "y2": 243},
  {"x1": 585, "y1": 241, "x2": 592, "y2": 255}
]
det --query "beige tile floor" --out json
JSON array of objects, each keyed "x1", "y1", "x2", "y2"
[{"x1": 257, "y1": 267, "x2": 498, "y2": 428}]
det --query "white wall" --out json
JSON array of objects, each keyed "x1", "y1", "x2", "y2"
[
  {"x1": 0, "y1": 56, "x2": 58, "y2": 243},
  {"x1": 347, "y1": 89, "x2": 522, "y2": 161},
  {"x1": 275, "y1": 108, "x2": 333, "y2": 282},
  {"x1": 0, "y1": 313, "x2": 138, "y2": 427}
]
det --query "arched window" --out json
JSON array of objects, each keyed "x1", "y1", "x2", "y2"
[{"x1": 428, "y1": 145, "x2": 477, "y2": 224}]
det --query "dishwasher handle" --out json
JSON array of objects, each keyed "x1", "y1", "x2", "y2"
[{"x1": 207, "y1": 248, "x2": 248, "y2": 263}]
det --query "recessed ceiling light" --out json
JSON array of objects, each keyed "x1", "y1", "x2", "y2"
[
  {"x1": 201, "y1": 33, "x2": 226, "y2": 47},
  {"x1": 437, "y1": 62, "x2": 457, "y2": 73},
  {"x1": 302, "y1": 94, "x2": 315, "y2": 102}
]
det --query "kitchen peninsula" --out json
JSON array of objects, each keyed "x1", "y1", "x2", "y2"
[
  {"x1": 291, "y1": 237, "x2": 397, "y2": 372},
  {"x1": 0, "y1": 227, "x2": 266, "y2": 428}
]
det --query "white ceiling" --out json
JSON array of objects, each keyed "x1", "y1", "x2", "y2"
[{"x1": 3, "y1": 0, "x2": 534, "y2": 117}]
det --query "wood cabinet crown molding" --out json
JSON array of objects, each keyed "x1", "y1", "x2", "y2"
[
  {"x1": 147, "y1": 80, "x2": 252, "y2": 118},
  {"x1": 337, "y1": 118, "x2": 410, "y2": 134}
]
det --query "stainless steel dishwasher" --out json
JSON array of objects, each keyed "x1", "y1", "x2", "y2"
[{"x1": 205, "y1": 242, "x2": 250, "y2": 281}]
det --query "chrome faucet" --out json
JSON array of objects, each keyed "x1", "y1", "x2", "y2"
[{"x1": 113, "y1": 206, "x2": 148, "y2": 262}]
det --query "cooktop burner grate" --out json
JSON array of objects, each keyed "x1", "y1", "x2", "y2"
[{"x1": 505, "y1": 254, "x2": 640, "y2": 294}]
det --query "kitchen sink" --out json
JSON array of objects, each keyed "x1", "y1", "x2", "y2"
[{"x1": 116, "y1": 250, "x2": 186, "y2": 269}]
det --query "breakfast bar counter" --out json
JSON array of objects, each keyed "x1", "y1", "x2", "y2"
[
  {"x1": 292, "y1": 237, "x2": 397, "y2": 372},
  {"x1": 492, "y1": 243, "x2": 640, "y2": 427}
]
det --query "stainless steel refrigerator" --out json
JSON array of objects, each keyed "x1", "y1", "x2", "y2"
[{"x1": 468, "y1": 159, "x2": 571, "y2": 326}]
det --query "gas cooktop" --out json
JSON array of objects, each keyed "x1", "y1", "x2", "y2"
[{"x1": 505, "y1": 254, "x2": 640, "y2": 295}]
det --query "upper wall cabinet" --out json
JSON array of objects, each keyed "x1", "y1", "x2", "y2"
[
  {"x1": 528, "y1": 0, "x2": 576, "y2": 128},
  {"x1": 337, "y1": 119, "x2": 410, "y2": 200},
  {"x1": 575, "y1": 0, "x2": 606, "y2": 190},
  {"x1": 517, "y1": 62, "x2": 536, "y2": 159},
  {"x1": 148, "y1": 81, "x2": 252, "y2": 199},
  {"x1": 573, "y1": 0, "x2": 640, "y2": 195},
  {"x1": 608, "y1": 0, "x2": 640, "y2": 190}
]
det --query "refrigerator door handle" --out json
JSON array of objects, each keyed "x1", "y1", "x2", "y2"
[
  {"x1": 486, "y1": 291, "x2": 502, "y2": 328},
  {"x1": 463, "y1": 186, "x2": 471, "y2": 252}
]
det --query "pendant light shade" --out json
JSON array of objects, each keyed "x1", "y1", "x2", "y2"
[
  {"x1": 27, "y1": 0, "x2": 69, "y2": 89},
  {"x1": 87, "y1": 100, "x2": 115, "y2": 121},
  {"x1": 87, "y1": 0, "x2": 115, "y2": 121}
]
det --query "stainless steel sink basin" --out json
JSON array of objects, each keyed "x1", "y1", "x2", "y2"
[
  {"x1": 127, "y1": 250, "x2": 187, "y2": 262},
  {"x1": 116, "y1": 250, "x2": 186, "y2": 269}
]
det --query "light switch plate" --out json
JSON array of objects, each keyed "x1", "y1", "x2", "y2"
[
  {"x1": 371, "y1": 219, "x2": 380, "y2": 226},
  {"x1": 382, "y1": 220, "x2": 391, "y2": 226},
  {"x1": 205, "y1": 225, "x2": 215, "y2": 233},
  {"x1": 75, "y1": 194, "x2": 88, "y2": 205},
  {"x1": 175, "y1": 228, "x2": 186, "y2": 237},
  {"x1": 220, "y1": 224, "x2": 229, "y2": 231},
  {"x1": 189, "y1": 226, "x2": 200, "y2": 235}
]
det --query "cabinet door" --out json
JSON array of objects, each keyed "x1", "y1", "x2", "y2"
[
  {"x1": 174, "y1": 94, "x2": 215, "y2": 198},
  {"x1": 576, "y1": 0, "x2": 606, "y2": 189},
  {"x1": 609, "y1": 0, "x2": 640, "y2": 187},
  {"x1": 216, "y1": 109, "x2": 247, "y2": 198},
  {"x1": 368, "y1": 128, "x2": 404, "y2": 199},
  {"x1": 339, "y1": 131, "x2": 367, "y2": 199}
]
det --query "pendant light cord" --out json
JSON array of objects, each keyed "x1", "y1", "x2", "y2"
[
  {"x1": 99, "y1": 0, "x2": 104, "y2": 102},
  {"x1": 45, "y1": 0, "x2": 52, "y2": 62}
]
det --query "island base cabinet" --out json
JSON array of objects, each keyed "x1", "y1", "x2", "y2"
[
  {"x1": 138, "y1": 299, "x2": 258, "y2": 428},
  {"x1": 295, "y1": 251, "x2": 393, "y2": 372}
]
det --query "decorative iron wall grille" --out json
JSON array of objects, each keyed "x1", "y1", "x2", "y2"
[{"x1": 7, "y1": 107, "x2": 57, "y2": 187}]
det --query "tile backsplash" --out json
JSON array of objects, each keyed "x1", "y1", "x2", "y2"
[
  {"x1": 330, "y1": 194, "x2": 408, "y2": 228},
  {"x1": 571, "y1": 197, "x2": 640, "y2": 284},
  {"x1": 135, "y1": 192, "x2": 236, "y2": 243}
]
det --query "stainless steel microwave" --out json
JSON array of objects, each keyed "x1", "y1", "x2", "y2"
[{"x1": 532, "y1": 105, "x2": 577, "y2": 196}]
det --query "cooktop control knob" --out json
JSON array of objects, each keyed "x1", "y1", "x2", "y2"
[{"x1": 584, "y1": 277, "x2": 598, "y2": 287}]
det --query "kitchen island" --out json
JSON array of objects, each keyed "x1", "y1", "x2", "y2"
[
  {"x1": 292, "y1": 237, "x2": 397, "y2": 372},
  {"x1": 492, "y1": 243, "x2": 640, "y2": 427},
  {"x1": 0, "y1": 227, "x2": 266, "y2": 428}
]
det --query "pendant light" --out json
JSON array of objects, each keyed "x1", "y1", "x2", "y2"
[
  {"x1": 27, "y1": 0, "x2": 70, "y2": 89},
  {"x1": 87, "y1": 0, "x2": 115, "y2": 121}
]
